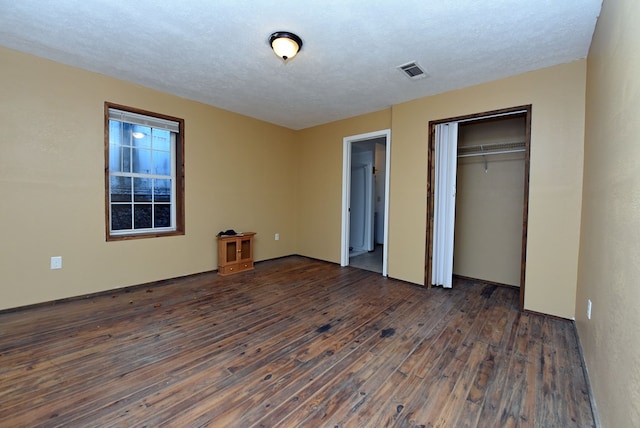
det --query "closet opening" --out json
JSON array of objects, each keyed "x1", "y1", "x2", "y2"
[{"x1": 426, "y1": 105, "x2": 531, "y2": 310}]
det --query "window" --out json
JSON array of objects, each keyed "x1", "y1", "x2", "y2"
[{"x1": 105, "y1": 103, "x2": 184, "y2": 240}]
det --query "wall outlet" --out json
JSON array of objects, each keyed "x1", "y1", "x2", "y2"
[
  {"x1": 587, "y1": 299, "x2": 592, "y2": 320},
  {"x1": 50, "y1": 256, "x2": 62, "y2": 270},
  {"x1": 275, "y1": 233, "x2": 280, "y2": 241}
]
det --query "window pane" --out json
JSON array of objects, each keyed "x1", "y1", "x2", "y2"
[
  {"x1": 154, "y1": 179, "x2": 172, "y2": 202},
  {"x1": 153, "y1": 150, "x2": 171, "y2": 175},
  {"x1": 109, "y1": 120, "x2": 123, "y2": 145},
  {"x1": 109, "y1": 145, "x2": 120, "y2": 172},
  {"x1": 121, "y1": 123, "x2": 134, "y2": 145},
  {"x1": 132, "y1": 148, "x2": 151, "y2": 174},
  {"x1": 111, "y1": 176, "x2": 132, "y2": 202},
  {"x1": 134, "y1": 177, "x2": 152, "y2": 202},
  {"x1": 109, "y1": 146, "x2": 131, "y2": 173},
  {"x1": 152, "y1": 129, "x2": 171, "y2": 151},
  {"x1": 155, "y1": 204, "x2": 171, "y2": 227},
  {"x1": 111, "y1": 204, "x2": 132, "y2": 230},
  {"x1": 134, "y1": 204, "x2": 152, "y2": 229},
  {"x1": 132, "y1": 125, "x2": 151, "y2": 148}
]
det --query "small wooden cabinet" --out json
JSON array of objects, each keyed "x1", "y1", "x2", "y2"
[{"x1": 217, "y1": 232, "x2": 256, "y2": 276}]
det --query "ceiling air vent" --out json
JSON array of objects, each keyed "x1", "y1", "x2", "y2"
[{"x1": 398, "y1": 61, "x2": 427, "y2": 80}]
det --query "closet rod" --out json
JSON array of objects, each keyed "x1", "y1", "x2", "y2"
[{"x1": 457, "y1": 148, "x2": 526, "y2": 158}]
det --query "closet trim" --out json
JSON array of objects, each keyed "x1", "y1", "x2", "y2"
[{"x1": 425, "y1": 105, "x2": 531, "y2": 310}]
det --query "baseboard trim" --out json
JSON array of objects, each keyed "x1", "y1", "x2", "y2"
[
  {"x1": 0, "y1": 269, "x2": 221, "y2": 315},
  {"x1": 258, "y1": 254, "x2": 340, "y2": 266},
  {"x1": 453, "y1": 274, "x2": 519, "y2": 289},
  {"x1": 573, "y1": 320, "x2": 602, "y2": 427},
  {"x1": 522, "y1": 308, "x2": 571, "y2": 322},
  {"x1": 0, "y1": 254, "x2": 311, "y2": 315}
]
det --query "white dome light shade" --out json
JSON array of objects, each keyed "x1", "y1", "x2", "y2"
[
  {"x1": 272, "y1": 37, "x2": 298, "y2": 60},
  {"x1": 269, "y1": 32, "x2": 303, "y2": 61}
]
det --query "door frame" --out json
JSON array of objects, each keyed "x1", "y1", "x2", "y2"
[
  {"x1": 341, "y1": 129, "x2": 391, "y2": 276},
  {"x1": 426, "y1": 105, "x2": 531, "y2": 309}
]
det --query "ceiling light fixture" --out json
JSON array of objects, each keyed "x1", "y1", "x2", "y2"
[{"x1": 269, "y1": 31, "x2": 303, "y2": 62}]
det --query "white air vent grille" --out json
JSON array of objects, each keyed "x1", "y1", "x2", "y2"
[{"x1": 398, "y1": 61, "x2": 427, "y2": 80}]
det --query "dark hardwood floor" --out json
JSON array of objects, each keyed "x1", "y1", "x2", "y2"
[{"x1": 0, "y1": 256, "x2": 594, "y2": 427}]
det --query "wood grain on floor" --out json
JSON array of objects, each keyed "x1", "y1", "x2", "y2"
[{"x1": 0, "y1": 256, "x2": 594, "y2": 427}]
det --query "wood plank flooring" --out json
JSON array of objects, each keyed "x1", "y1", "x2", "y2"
[{"x1": 0, "y1": 256, "x2": 594, "y2": 427}]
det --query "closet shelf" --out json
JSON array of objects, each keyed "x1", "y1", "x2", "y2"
[{"x1": 457, "y1": 141, "x2": 526, "y2": 158}]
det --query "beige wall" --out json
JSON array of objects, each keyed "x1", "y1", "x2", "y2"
[
  {"x1": 1, "y1": 47, "x2": 586, "y2": 320},
  {"x1": 0, "y1": 47, "x2": 298, "y2": 310},
  {"x1": 454, "y1": 117, "x2": 526, "y2": 286},
  {"x1": 295, "y1": 111, "x2": 391, "y2": 262},
  {"x1": 388, "y1": 61, "x2": 586, "y2": 318},
  {"x1": 293, "y1": 61, "x2": 585, "y2": 319},
  {"x1": 578, "y1": 0, "x2": 640, "y2": 426}
]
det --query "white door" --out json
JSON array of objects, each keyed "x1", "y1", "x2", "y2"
[
  {"x1": 349, "y1": 161, "x2": 375, "y2": 254},
  {"x1": 349, "y1": 163, "x2": 367, "y2": 253},
  {"x1": 432, "y1": 122, "x2": 458, "y2": 288}
]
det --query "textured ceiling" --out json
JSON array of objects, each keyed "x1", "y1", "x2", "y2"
[{"x1": 0, "y1": 1, "x2": 602, "y2": 130}]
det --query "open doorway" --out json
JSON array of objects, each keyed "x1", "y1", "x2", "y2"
[
  {"x1": 426, "y1": 106, "x2": 531, "y2": 309},
  {"x1": 341, "y1": 129, "x2": 391, "y2": 276}
]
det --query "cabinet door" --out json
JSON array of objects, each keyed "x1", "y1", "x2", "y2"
[
  {"x1": 238, "y1": 236, "x2": 253, "y2": 262},
  {"x1": 225, "y1": 239, "x2": 239, "y2": 264}
]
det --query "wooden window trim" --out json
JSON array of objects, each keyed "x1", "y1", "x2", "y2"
[{"x1": 104, "y1": 102, "x2": 185, "y2": 241}]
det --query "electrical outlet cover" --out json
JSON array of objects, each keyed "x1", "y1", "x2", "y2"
[{"x1": 51, "y1": 256, "x2": 62, "y2": 269}]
